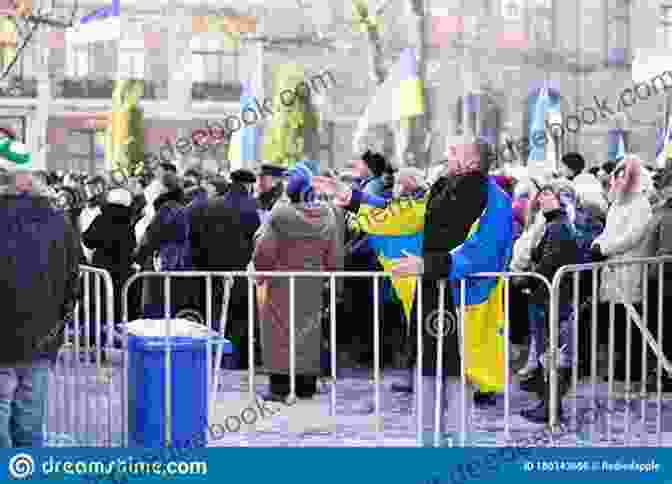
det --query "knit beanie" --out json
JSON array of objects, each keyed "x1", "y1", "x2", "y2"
[
  {"x1": 361, "y1": 150, "x2": 387, "y2": 177},
  {"x1": 561, "y1": 152, "x2": 585, "y2": 176},
  {"x1": 286, "y1": 161, "x2": 318, "y2": 203}
]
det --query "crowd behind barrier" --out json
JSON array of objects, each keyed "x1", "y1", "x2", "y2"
[{"x1": 3, "y1": 143, "x2": 672, "y2": 448}]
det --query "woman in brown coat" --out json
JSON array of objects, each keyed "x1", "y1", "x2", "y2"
[{"x1": 253, "y1": 171, "x2": 340, "y2": 401}]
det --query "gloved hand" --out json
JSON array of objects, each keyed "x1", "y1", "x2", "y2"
[{"x1": 590, "y1": 244, "x2": 606, "y2": 262}]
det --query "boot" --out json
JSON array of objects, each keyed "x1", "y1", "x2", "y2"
[
  {"x1": 520, "y1": 367, "x2": 571, "y2": 424},
  {"x1": 519, "y1": 366, "x2": 545, "y2": 393},
  {"x1": 473, "y1": 391, "x2": 497, "y2": 407},
  {"x1": 391, "y1": 367, "x2": 414, "y2": 393}
]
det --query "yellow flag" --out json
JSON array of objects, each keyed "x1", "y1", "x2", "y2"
[{"x1": 378, "y1": 256, "x2": 417, "y2": 324}]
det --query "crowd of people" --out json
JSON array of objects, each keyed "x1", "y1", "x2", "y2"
[{"x1": 3, "y1": 135, "x2": 672, "y2": 447}]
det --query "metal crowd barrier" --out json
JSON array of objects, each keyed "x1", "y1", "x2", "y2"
[
  {"x1": 47, "y1": 265, "x2": 118, "y2": 447},
  {"x1": 549, "y1": 255, "x2": 672, "y2": 447},
  {"x1": 118, "y1": 270, "x2": 558, "y2": 448}
]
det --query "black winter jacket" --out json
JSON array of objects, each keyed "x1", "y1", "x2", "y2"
[
  {"x1": 0, "y1": 194, "x2": 81, "y2": 365},
  {"x1": 530, "y1": 208, "x2": 580, "y2": 305},
  {"x1": 82, "y1": 203, "x2": 136, "y2": 285}
]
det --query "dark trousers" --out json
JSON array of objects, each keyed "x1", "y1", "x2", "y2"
[{"x1": 269, "y1": 374, "x2": 317, "y2": 398}]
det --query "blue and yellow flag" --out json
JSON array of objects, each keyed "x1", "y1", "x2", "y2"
[
  {"x1": 355, "y1": 197, "x2": 427, "y2": 323},
  {"x1": 448, "y1": 179, "x2": 513, "y2": 393}
]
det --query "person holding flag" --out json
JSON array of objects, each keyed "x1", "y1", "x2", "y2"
[{"x1": 390, "y1": 136, "x2": 513, "y2": 445}]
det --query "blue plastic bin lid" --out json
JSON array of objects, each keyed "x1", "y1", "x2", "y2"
[
  {"x1": 125, "y1": 319, "x2": 233, "y2": 353},
  {"x1": 128, "y1": 334, "x2": 233, "y2": 353}
]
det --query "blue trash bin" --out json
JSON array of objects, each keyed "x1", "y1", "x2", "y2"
[{"x1": 127, "y1": 332, "x2": 232, "y2": 448}]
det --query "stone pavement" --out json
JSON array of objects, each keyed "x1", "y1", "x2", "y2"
[{"x1": 43, "y1": 359, "x2": 672, "y2": 447}]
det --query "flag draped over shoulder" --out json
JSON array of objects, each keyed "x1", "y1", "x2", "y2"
[
  {"x1": 229, "y1": 79, "x2": 261, "y2": 171},
  {"x1": 448, "y1": 179, "x2": 513, "y2": 393}
]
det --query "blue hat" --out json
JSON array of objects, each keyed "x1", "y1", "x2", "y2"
[
  {"x1": 259, "y1": 164, "x2": 287, "y2": 178},
  {"x1": 286, "y1": 167, "x2": 315, "y2": 204}
]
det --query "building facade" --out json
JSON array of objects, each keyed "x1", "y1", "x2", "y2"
[{"x1": 0, "y1": 0, "x2": 668, "y2": 172}]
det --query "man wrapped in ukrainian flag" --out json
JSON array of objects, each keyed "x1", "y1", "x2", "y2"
[
  {"x1": 389, "y1": 137, "x2": 513, "y2": 445},
  {"x1": 313, "y1": 137, "x2": 513, "y2": 445}
]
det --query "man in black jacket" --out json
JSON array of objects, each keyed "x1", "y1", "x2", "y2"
[
  {"x1": 0, "y1": 170, "x2": 81, "y2": 447},
  {"x1": 393, "y1": 137, "x2": 513, "y2": 445},
  {"x1": 255, "y1": 164, "x2": 285, "y2": 213},
  {"x1": 188, "y1": 169, "x2": 261, "y2": 368}
]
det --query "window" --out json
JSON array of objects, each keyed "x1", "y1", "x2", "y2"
[
  {"x1": 67, "y1": 129, "x2": 97, "y2": 172},
  {"x1": 118, "y1": 48, "x2": 144, "y2": 80},
  {"x1": 605, "y1": 0, "x2": 630, "y2": 65},
  {"x1": 455, "y1": 93, "x2": 501, "y2": 154},
  {"x1": 501, "y1": 0, "x2": 522, "y2": 20},
  {"x1": 190, "y1": 34, "x2": 239, "y2": 85},
  {"x1": 527, "y1": 0, "x2": 555, "y2": 48}
]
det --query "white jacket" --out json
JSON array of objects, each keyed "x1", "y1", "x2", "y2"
[
  {"x1": 573, "y1": 172, "x2": 607, "y2": 214},
  {"x1": 593, "y1": 192, "x2": 653, "y2": 303},
  {"x1": 510, "y1": 209, "x2": 546, "y2": 273}
]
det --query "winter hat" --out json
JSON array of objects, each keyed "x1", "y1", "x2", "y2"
[
  {"x1": 361, "y1": 150, "x2": 387, "y2": 177},
  {"x1": 286, "y1": 161, "x2": 318, "y2": 203},
  {"x1": 107, "y1": 188, "x2": 132, "y2": 208},
  {"x1": 561, "y1": 152, "x2": 585, "y2": 176}
]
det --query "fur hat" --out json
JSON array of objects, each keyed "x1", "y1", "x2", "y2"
[{"x1": 107, "y1": 188, "x2": 132, "y2": 208}]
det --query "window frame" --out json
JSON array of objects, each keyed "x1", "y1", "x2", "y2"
[
  {"x1": 524, "y1": 0, "x2": 556, "y2": 50},
  {"x1": 604, "y1": 0, "x2": 631, "y2": 66}
]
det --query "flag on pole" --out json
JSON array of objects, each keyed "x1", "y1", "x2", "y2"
[
  {"x1": 229, "y1": 79, "x2": 261, "y2": 171},
  {"x1": 527, "y1": 84, "x2": 559, "y2": 162},
  {"x1": 66, "y1": 0, "x2": 120, "y2": 45},
  {"x1": 608, "y1": 128, "x2": 626, "y2": 162},
  {"x1": 354, "y1": 48, "x2": 425, "y2": 149}
]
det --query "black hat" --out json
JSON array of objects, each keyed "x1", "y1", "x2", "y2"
[
  {"x1": 361, "y1": 150, "x2": 387, "y2": 177},
  {"x1": 158, "y1": 162, "x2": 177, "y2": 173},
  {"x1": 602, "y1": 161, "x2": 617, "y2": 175},
  {"x1": 230, "y1": 169, "x2": 257, "y2": 184},
  {"x1": 561, "y1": 152, "x2": 585, "y2": 175},
  {"x1": 259, "y1": 164, "x2": 287, "y2": 178}
]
